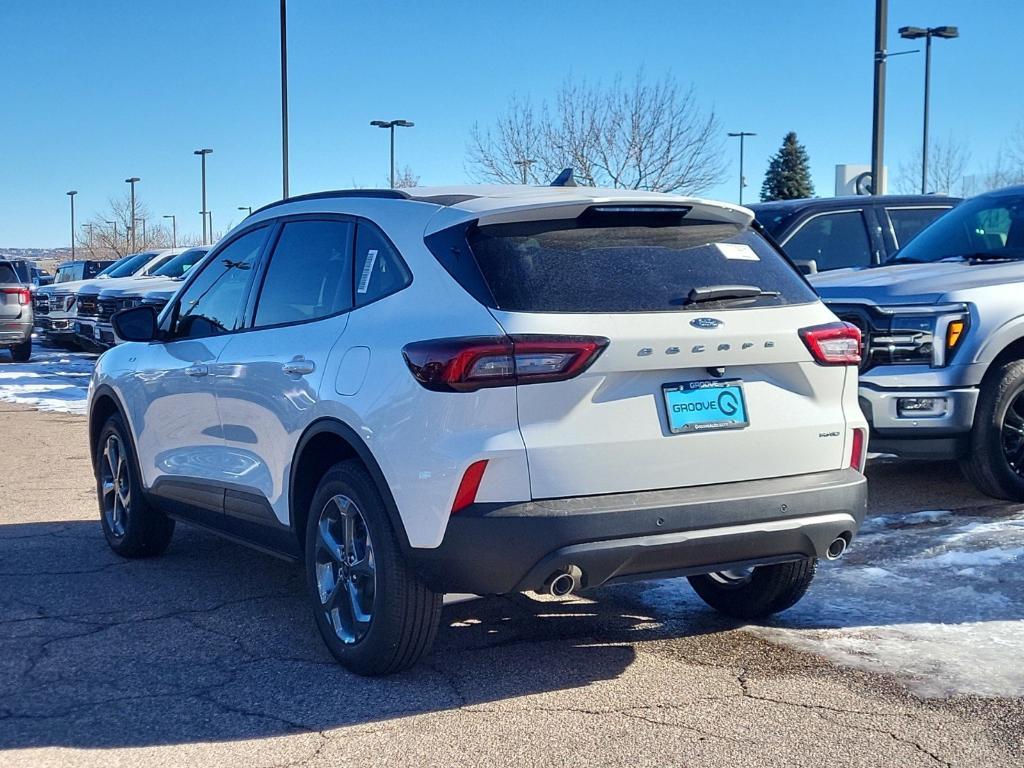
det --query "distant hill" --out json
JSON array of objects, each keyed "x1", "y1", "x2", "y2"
[{"x1": 0, "y1": 247, "x2": 73, "y2": 263}]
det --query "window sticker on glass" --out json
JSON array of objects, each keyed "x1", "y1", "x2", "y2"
[
  {"x1": 357, "y1": 249, "x2": 378, "y2": 294},
  {"x1": 714, "y1": 242, "x2": 760, "y2": 261}
]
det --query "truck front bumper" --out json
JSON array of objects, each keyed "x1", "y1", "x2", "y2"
[
  {"x1": 859, "y1": 382, "x2": 978, "y2": 459},
  {"x1": 408, "y1": 468, "x2": 867, "y2": 595}
]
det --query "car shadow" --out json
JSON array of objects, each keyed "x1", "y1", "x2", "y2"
[{"x1": 0, "y1": 519, "x2": 715, "y2": 750}]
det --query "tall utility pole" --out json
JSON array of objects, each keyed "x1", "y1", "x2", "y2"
[
  {"x1": 870, "y1": 0, "x2": 888, "y2": 195},
  {"x1": 104, "y1": 220, "x2": 118, "y2": 254},
  {"x1": 81, "y1": 223, "x2": 95, "y2": 249},
  {"x1": 163, "y1": 214, "x2": 177, "y2": 247},
  {"x1": 899, "y1": 25, "x2": 960, "y2": 194},
  {"x1": 513, "y1": 158, "x2": 536, "y2": 185},
  {"x1": 125, "y1": 177, "x2": 140, "y2": 252},
  {"x1": 727, "y1": 132, "x2": 756, "y2": 204},
  {"x1": 370, "y1": 119, "x2": 414, "y2": 188},
  {"x1": 194, "y1": 148, "x2": 213, "y2": 244},
  {"x1": 66, "y1": 191, "x2": 77, "y2": 260},
  {"x1": 280, "y1": 0, "x2": 289, "y2": 199}
]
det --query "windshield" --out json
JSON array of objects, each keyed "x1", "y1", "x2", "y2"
[
  {"x1": 152, "y1": 248, "x2": 208, "y2": 278},
  {"x1": 890, "y1": 193, "x2": 1024, "y2": 263},
  {"x1": 0, "y1": 262, "x2": 19, "y2": 283},
  {"x1": 750, "y1": 207, "x2": 798, "y2": 241},
  {"x1": 104, "y1": 252, "x2": 154, "y2": 278}
]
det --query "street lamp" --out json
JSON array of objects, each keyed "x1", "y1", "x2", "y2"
[
  {"x1": 134, "y1": 217, "x2": 147, "y2": 245},
  {"x1": 81, "y1": 223, "x2": 95, "y2": 250},
  {"x1": 280, "y1": 0, "x2": 289, "y2": 199},
  {"x1": 727, "y1": 132, "x2": 756, "y2": 204},
  {"x1": 370, "y1": 119, "x2": 414, "y2": 188},
  {"x1": 163, "y1": 214, "x2": 177, "y2": 247},
  {"x1": 899, "y1": 25, "x2": 960, "y2": 194},
  {"x1": 125, "y1": 177, "x2": 140, "y2": 252},
  {"x1": 66, "y1": 191, "x2": 77, "y2": 260},
  {"x1": 194, "y1": 148, "x2": 213, "y2": 245},
  {"x1": 238, "y1": 205, "x2": 252, "y2": 216},
  {"x1": 513, "y1": 158, "x2": 536, "y2": 185},
  {"x1": 104, "y1": 220, "x2": 119, "y2": 253}
]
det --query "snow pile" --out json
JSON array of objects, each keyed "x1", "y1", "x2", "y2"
[
  {"x1": 642, "y1": 506, "x2": 1024, "y2": 698},
  {"x1": 0, "y1": 342, "x2": 96, "y2": 414}
]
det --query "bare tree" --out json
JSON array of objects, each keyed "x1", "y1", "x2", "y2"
[
  {"x1": 83, "y1": 194, "x2": 173, "y2": 258},
  {"x1": 393, "y1": 165, "x2": 420, "y2": 189},
  {"x1": 894, "y1": 136, "x2": 970, "y2": 196},
  {"x1": 468, "y1": 72, "x2": 727, "y2": 194},
  {"x1": 978, "y1": 123, "x2": 1024, "y2": 191}
]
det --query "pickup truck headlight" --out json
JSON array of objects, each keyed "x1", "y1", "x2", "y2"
[{"x1": 872, "y1": 305, "x2": 969, "y2": 368}]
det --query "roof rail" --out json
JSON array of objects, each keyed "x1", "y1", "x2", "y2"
[{"x1": 251, "y1": 189, "x2": 411, "y2": 217}]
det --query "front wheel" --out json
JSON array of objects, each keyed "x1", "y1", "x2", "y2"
[
  {"x1": 960, "y1": 359, "x2": 1024, "y2": 500},
  {"x1": 305, "y1": 460, "x2": 442, "y2": 675},
  {"x1": 688, "y1": 559, "x2": 817, "y2": 620},
  {"x1": 95, "y1": 415, "x2": 175, "y2": 557}
]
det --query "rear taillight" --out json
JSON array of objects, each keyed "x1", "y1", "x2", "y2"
[
  {"x1": 403, "y1": 335, "x2": 609, "y2": 392},
  {"x1": 799, "y1": 322, "x2": 861, "y2": 366},
  {"x1": 1, "y1": 287, "x2": 31, "y2": 306},
  {"x1": 850, "y1": 427, "x2": 867, "y2": 472},
  {"x1": 451, "y1": 459, "x2": 489, "y2": 514}
]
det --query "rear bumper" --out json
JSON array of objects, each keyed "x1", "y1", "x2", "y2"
[
  {"x1": 0, "y1": 321, "x2": 32, "y2": 345},
  {"x1": 409, "y1": 468, "x2": 867, "y2": 595}
]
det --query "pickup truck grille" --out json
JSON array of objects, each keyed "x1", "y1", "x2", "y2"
[
  {"x1": 826, "y1": 303, "x2": 889, "y2": 372},
  {"x1": 33, "y1": 294, "x2": 49, "y2": 314},
  {"x1": 97, "y1": 298, "x2": 119, "y2": 318},
  {"x1": 77, "y1": 293, "x2": 99, "y2": 319}
]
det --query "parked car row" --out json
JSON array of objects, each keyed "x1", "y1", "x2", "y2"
[{"x1": 33, "y1": 247, "x2": 208, "y2": 350}]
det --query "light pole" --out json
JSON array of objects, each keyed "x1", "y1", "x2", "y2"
[
  {"x1": 370, "y1": 119, "x2": 414, "y2": 188},
  {"x1": 899, "y1": 25, "x2": 959, "y2": 194},
  {"x1": 81, "y1": 223, "x2": 95, "y2": 250},
  {"x1": 104, "y1": 220, "x2": 119, "y2": 254},
  {"x1": 194, "y1": 148, "x2": 213, "y2": 245},
  {"x1": 238, "y1": 205, "x2": 252, "y2": 216},
  {"x1": 727, "y1": 132, "x2": 756, "y2": 204},
  {"x1": 163, "y1": 214, "x2": 177, "y2": 247},
  {"x1": 66, "y1": 191, "x2": 77, "y2": 260},
  {"x1": 513, "y1": 158, "x2": 536, "y2": 185},
  {"x1": 280, "y1": 0, "x2": 289, "y2": 199},
  {"x1": 125, "y1": 177, "x2": 140, "y2": 252}
]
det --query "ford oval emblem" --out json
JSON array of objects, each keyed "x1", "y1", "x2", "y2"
[{"x1": 690, "y1": 317, "x2": 723, "y2": 329}]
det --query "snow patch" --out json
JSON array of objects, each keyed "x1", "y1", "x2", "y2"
[{"x1": 0, "y1": 344, "x2": 96, "y2": 414}]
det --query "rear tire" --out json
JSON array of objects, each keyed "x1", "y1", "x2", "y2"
[
  {"x1": 960, "y1": 359, "x2": 1024, "y2": 501},
  {"x1": 688, "y1": 559, "x2": 817, "y2": 620},
  {"x1": 95, "y1": 414, "x2": 175, "y2": 557},
  {"x1": 10, "y1": 339, "x2": 31, "y2": 362},
  {"x1": 305, "y1": 460, "x2": 442, "y2": 675}
]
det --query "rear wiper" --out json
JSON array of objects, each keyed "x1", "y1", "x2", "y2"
[{"x1": 685, "y1": 284, "x2": 780, "y2": 305}]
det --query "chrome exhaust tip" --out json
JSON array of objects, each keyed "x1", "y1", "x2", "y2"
[
  {"x1": 826, "y1": 535, "x2": 849, "y2": 561},
  {"x1": 543, "y1": 566, "x2": 582, "y2": 597}
]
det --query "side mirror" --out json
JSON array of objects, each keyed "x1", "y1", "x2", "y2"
[
  {"x1": 112, "y1": 305, "x2": 159, "y2": 343},
  {"x1": 795, "y1": 259, "x2": 818, "y2": 275}
]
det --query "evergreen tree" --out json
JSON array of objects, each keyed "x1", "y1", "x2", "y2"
[{"x1": 760, "y1": 132, "x2": 814, "y2": 201}]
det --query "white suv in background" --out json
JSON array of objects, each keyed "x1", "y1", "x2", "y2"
[{"x1": 88, "y1": 185, "x2": 868, "y2": 675}]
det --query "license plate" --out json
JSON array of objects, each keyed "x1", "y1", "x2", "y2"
[{"x1": 662, "y1": 379, "x2": 749, "y2": 434}]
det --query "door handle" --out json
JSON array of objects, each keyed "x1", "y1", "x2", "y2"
[
  {"x1": 282, "y1": 357, "x2": 315, "y2": 376},
  {"x1": 184, "y1": 364, "x2": 209, "y2": 377}
]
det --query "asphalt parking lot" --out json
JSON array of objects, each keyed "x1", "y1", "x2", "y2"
[{"x1": 1, "y1": 398, "x2": 1022, "y2": 767}]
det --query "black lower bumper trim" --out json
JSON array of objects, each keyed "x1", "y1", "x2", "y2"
[{"x1": 408, "y1": 468, "x2": 867, "y2": 595}]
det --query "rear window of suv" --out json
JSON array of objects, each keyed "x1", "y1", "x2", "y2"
[{"x1": 454, "y1": 208, "x2": 816, "y2": 313}]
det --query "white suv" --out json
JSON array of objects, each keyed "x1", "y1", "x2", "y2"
[{"x1": 88, "y1": 186, "x2": 868, "y2": 675}]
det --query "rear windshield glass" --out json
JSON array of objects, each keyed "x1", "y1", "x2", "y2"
[
  {"x1": 0, "y1": 263, "x2": 18, "y2": 283},
  {"x1": 749, "y1": 207, "x2": 799, "y2": 240},
  {"x1": 463, "y1": 210, "x2": 815, "y2": 313}
]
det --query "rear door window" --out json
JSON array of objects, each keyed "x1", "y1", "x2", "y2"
[
  {"x1": 253, "y1": 220, "x2": 355, "y2": 327},
  {"x1": 783, "y1": 210, "x2": 872, "y2": 271},
  {"x1": 457, "y1": 208, "x2": 815, "y2": 313},
  {"x1": 887, "y1": 207, "x2": 951, "y2": 248}
]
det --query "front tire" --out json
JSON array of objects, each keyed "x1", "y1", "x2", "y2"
[
  {"x1": 305, "y1": 460, "x2": 442, "y2": 675},
  {"x1": 95, "y1": 415, "x2": 175, "y2": 557},
  {"x1": 960, "y1": 359, "x2": 1024, "y2": 500},
  {"x1": 688, "y1": 559, "x2": 817, "y2": 620}
]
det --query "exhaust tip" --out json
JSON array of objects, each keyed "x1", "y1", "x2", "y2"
[
  {"x1": 542, "y1": 566, "x2": 582, "y2": 597},
  {"x1": 826, "y1": 535, "x2": 850, "y2": 561}
]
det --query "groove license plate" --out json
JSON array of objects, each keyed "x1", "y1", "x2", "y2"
[{"x1": 662, "y1": 379, "x2": 749, "y2": 434}]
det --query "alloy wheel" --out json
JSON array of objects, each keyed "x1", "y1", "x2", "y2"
[
  {"x1": 1001, "y1": 390, "x2": 1024, "y2": 477},
  {"x1": 314, "y1": 494, "x2": 376, "y2": 644},
  {"x1": 100, "y1": 434, "x2": 130, "y2": 538}
]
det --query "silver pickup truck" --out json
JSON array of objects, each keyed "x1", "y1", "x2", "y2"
[{"x1": 812, "y1": 185, "x2": 1024, "y2": 501}]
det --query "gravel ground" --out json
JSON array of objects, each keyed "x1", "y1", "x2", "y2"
[{"x1": 0, "y1": 401, "x2": 1022, "y2": 767}]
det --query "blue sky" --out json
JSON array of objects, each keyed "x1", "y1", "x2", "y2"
[{"x1": 2, "y1": 0, "x2": 1020, "y2": 247}]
